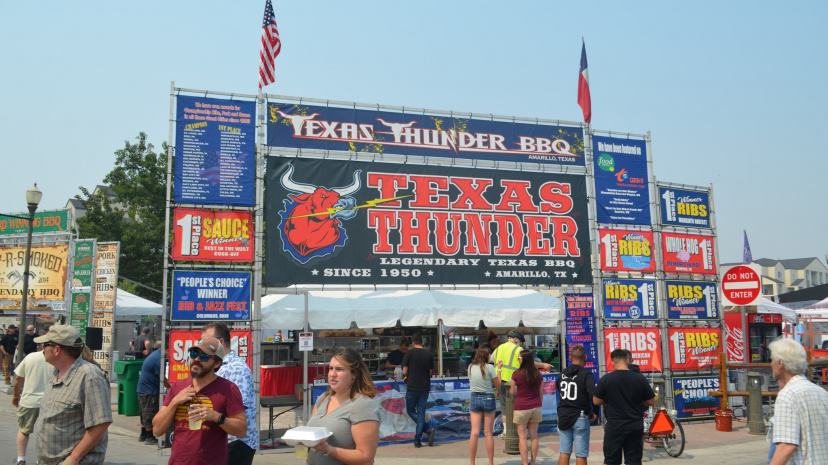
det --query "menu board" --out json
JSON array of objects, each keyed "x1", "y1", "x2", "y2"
[{"x1": 564, "y1": 294, "x2": 599, "y2": 381}]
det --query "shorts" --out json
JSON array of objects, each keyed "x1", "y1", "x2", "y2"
[
  {"x1": 138, "y1": 393, "x2": 160, "y2": 427},
  {"x1": 559, "y1": 414, "x2": 590, "y2": 457},
  {"x1": 513, "y1": 407, "x2": 542, "y2": 425},
  {"x1": 603, "y1": 427, "x2": 644, "y2": 465},
  {"x1": 470, "y1": 392, "x2": 496, "y2": 413},
  {"x1": 17, "y1": 407, "x2": 39, "y2": 434}
]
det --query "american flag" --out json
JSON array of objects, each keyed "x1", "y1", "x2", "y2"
[{"x1": 258, "y1": 0, "x2": 281, "y2": 88}]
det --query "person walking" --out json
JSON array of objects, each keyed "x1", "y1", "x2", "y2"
[
  {"x1": 402, "y1": 333, "x2": 435, "y2": 448},
  {"x1": 768, "y1": 337, "x2": 828, "y2": 465},
  {"x1": 467, "y1": 347, "x2": 503, "y2": 465},
  {"x1": 35, "y1": 325, "x2": 112, "y2": 465},
  {"x1": 2, "y1": 325, "x2": 20, "y2": 384},
  {"x1": 306, "y1": 347, "x2": 381, "y2": 465},
  {"x1": 136, "y1": 341, "x2": 163, "y2": 445},
  {"x1": 202, "y1": 323, "x2": 259, "y2": 465},
  {"x1": 153, "y1": 337, "x2": 247, "y2": 465},
  {"x1": 510, "y1": 350, "x2": 544, "y2": 465},
  {"x1": 593, "y1": 349, "x2": 655, "y2": 465},
  {"x1": 557, "y1": 345, "x2": 596, "y2": 465},
  {"x1": 12, "y1": 344, "x2": 53, "y2": 465}
]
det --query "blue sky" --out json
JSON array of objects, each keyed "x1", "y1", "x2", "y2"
[{"x1": 2, "y1": 1, "x2": 825, "y2": 264}]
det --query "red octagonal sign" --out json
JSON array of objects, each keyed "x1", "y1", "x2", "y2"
[{"x1": 722, "y1": 265, "x2": 762, "y2": 306}]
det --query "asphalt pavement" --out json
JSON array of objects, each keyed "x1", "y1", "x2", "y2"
[{"x1": 0, "y1": 383, "x2": 772, "y2": 465}]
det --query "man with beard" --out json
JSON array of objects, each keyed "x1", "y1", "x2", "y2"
[{"x1": 153, "y1": 337, "x2": 246, "y2": 465}]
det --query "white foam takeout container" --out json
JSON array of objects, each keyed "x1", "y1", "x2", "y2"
[{"x1": 281, "y1": 426, "x2": 333, "y2": 447}]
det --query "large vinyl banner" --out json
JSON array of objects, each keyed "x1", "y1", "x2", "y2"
[
  {"x1": 602, "y1": 278, "x2": 657, "y2": 320},
  {"x1": 603, "y1": 327, "x2": 662, "y2": 372},
  {"x1": 170, "y1": 270, "x2": 252, "y2": 321},
  {"x1": 597, "y1": 229, "x2": 655, "y2": 273},
  {"x1": 0, "y1": 245, "x2": 68, "y2": 301},
  {"x1": 661, "y1": 232, "x2": 716, "y2": 275},
  {"x1": 264, "y1": 158, "x2": 592, "y2": 286},
  {"x1": 93, "y1": 242, "x2": 119, "y2": 310},
  {"x1": 672, "y1": 376, "x2": 720, "y2": 420},
  {"x1": 667, "y1": 328, "x2": 722, "y2": 370},
  {"x1": 171, "y1": 208, "x2": 254, "y2": 262},
  {"x1": 174, "y1": 96, "x2": 256, "y2": 206},
  {"x1": 168, "y1": 329, "x2": 253, "y2": 382},
  {"x1": 266, "y1": 102, "x2": 585, "y2": 166},
  {"x1": 592, "y1": 136, "x2": 650, "y2": 225},
  {"x1": 0, "y1": 210, "x2": 69, "y2": 236},
  {"x1": 666, "y1": 280, "x2": 719, "y2": 320},
  {"x1": 564, "y1": 294, "x2": 599, "y2": 381},
  {"x1": 658, "y1": 186, "x2": 711, "y2": 229}
]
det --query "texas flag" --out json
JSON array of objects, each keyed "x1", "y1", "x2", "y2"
[{"x1": 578, "y1": 39, "x2": 592, "y2": 124}]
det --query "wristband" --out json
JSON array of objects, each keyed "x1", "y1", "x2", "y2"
[{"x1": 325, "y1": 445, "x2": 334, "y2": 456}]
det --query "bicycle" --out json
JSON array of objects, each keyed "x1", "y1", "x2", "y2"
[{"x1": 643, "y1": 406, "x2": 685, "y2": 457}]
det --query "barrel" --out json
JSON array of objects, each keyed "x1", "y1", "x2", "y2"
[{"x1": 715, "y1": 409, "x2": 733, "y2": 432}]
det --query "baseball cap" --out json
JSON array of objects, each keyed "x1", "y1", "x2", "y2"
[
  {"x1": 507, "y1": 330, "x2": 525, "y2": 342},
  {"x1": 34, "y1": 325, "x2": 83, "y2": 347},
  {"x1": 8, "y1": 324, "x2": 17, "y2": 330},
  {"x1": 192, "y1": 337, "x2": 225, "y2": 361}
]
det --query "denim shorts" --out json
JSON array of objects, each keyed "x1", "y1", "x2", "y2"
[
  {"x1": 559, "y1": 415, "x2": 590, "y2": 457},
  {"x1": 470, "y1": 392, "x2": 496, "y2": 413}
]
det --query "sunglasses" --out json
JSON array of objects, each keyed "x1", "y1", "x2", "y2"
[
  {"x1": 42, "y1": 342, "x2": 57, "y2": 348},
  {"x1": 189, "y1": 351, "x2": 214, "y2": 362}
]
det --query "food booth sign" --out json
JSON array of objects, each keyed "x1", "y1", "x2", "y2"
[
  {"x1": 603, "y1": 327, "x2": 662, "y2": 372},
  {"x1": 170, "y1": 270, "x2": 252, "y2": 321},
  {"x1": 597, "y1": 229, "x2": 655, "y2": 273},
  {"x1": 661, "y1": 232, "x2": 716, "y2": 275},
  {"x1": 602, "y1": 278, "x2": 657, "y2": 320},
  {"x1": 168, "y1": 329, "x2": 252, "y2": 382},
  {"x1": 0, "y1": 244, "x2": 68, "y2": 301},
  {"x1": 172, "y1": 208, "x2": 254, "y2": 262},
  {"x1": 665, "y1": 280, "x2": 719, "y2": 320},
  {"x1": 667, "y1": 328, "x2": 722, "y2": 370},
  {"x1": 264, "y1": 157, "x2": 592, "y2": 286}
]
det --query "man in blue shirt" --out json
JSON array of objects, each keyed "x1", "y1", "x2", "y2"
[
  {"x1": 202, "y1": 322, "x2": 259, "y2": 465},
  {"x1": 136, "y1": 341, "x2": 163, "y2": 444}
]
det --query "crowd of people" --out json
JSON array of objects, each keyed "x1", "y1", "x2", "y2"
[{"x1": 6, "y1": 322, "x2": 827, "y2": 465}]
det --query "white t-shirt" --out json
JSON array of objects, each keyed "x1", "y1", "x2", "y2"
[{"x1": 14, "y1": 351, "x2": 54, "y2": 408}]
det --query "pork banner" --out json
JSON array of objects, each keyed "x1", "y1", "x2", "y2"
[
  {"x1": 603, "y1": 327, "x2": 662, "y2": 372},
  {"x1": 666, "y1": 280, "x2": 719, "y2": 320},
  {"x1": 266, "y1": 102, "x2": 585, "y2": 167},
  {"x1": 264, "y1": 157, "x2": 592, "y2": 286},
  {"x1": 667, "y1": 328, "x2": 722, "y2": 370},
  {"x1": 597, "y1": 229, "x2": 655, "y2": 273},
  {"x1": 661, "y1": 232, "x2": 716, "y2": 275}
]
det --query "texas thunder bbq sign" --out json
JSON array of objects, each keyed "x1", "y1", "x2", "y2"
[{"x1": 264, "y1": 157, "x2": 592, "y2": 286}]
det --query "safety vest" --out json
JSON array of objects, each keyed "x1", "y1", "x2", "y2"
[{"x1": 492, "y1": 340, "x2": 521, "y2": 382}]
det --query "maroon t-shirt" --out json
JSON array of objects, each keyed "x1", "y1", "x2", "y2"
[
  {"x1": 164, "y1": 376, "x2": 245, "y2": 465},
  {"x1": 512, "y1": 370, "x2": 542, "y2": 411}
]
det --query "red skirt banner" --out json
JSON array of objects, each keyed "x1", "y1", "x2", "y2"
[
  {"x1": 661, "y1": 232, "x2": 716, "y2": 275},
  {"x1": 603, "y1": 327, "x2": 662, "y2": 372},
  {"x1": 598, "y1": 229, "x2": 655, "y2": 273},
  {"x1": 172, "y1": 208, "x2": 254, "y2": 262},
  {"x1": 667, "y1": 328, "x2": 722, "y2": 370},
  {"x1": 168, "y1": 329, "x2": 253, "y2": 382}
]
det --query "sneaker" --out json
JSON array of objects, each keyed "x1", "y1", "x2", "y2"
[
  {"x1": 138, "y1": 433, "x2": 147, "y2": 442},
  {"x1": 413, "y1": 440, "x2": 422, "y2": 448},
  {"x1": 15, "y1": 461, "x2": 25, "y2": 465},
  {"x1": 145, "y1": 437, "x2": 158, "y2": 445},
  {"x1": 427, "y1": 428, "x2": 435, "y2": 447}
]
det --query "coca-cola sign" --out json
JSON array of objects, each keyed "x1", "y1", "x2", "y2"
[{"x1": 724, "y1": 313, "x2": 744, "y2": 363}]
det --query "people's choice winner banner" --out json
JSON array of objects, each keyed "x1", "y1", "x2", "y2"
[
  {"x1": 603, "y1": 327, "x2": 662, "y2": 372},
  {"x1": 0, "y1": 245, "x2": 68, "y2": 301},
  {"x1": 668, "y1": 328, "x2": 722, "y2": 370},
  {"x1": 264, "y1": 157, "x2": 592, "y2": 286},
  {"x1": 172, "y1": 208, "x2": 254, "y2": 262},
  {"x1": 170, "y1": 270, "x2": 251, "y2": 321},
  {"x1": 592, "y1": 136, "x2": 650, "y2": 225},
  {"x1": 672, "y1": 376, "x2": 720, "y2": 420},
  {"x1": 598, "y1": 229, "x2": 655, "y2": 273},
  {"x1": 661, "y1": 232, "x2": 716, "y2": 275},
  {"x1": 174, "y1": 96, "x2": 256, "y2": 206},
  {"x1": 658, "y1": 186, "x2": 711, "y2": 229},
  {"x1": 602, "y1": 278, "x2": 657, "y2": 320}
]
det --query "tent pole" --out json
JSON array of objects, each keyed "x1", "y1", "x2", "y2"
[
  {"x1": 438, "y1": 319, "x2": 443, "y2": 375},
  {"x1": 303, "y1": 289, "x2": 310, "y2": 422}
]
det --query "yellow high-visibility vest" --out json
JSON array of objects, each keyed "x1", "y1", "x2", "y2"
[{"x1": 492, "y1": 340, "x2": 521, "y2": 382}]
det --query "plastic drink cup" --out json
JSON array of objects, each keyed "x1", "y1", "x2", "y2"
[
  {"x1": 188, "y1": 403, "x2": 202, "y2": 430},
  {"x1": 294, "y1": 444, "x2": 308, "y2": 458}
]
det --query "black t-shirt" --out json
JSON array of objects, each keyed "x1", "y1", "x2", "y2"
[
  {"x1": 594, "y1": 369, "x2": 654, "y2": 431},
  {"x1": 132, "y1": 335, "x2": 151, "y2": 359},
  {"x1": 557, "y1": 364, "x2": 595, "y2": 430},
  {"x1": 23, "y1": 334, "x2": 37, "y2": 354},
  {"x1": 386, "y1": 349, "x2": 406, "y2": 367},
  {"x1": 401, "y1": 347, "x2": 434, "y2": 392},
  {"x1": 2, "y1": 332, "x2": 19, "y2": 353}
]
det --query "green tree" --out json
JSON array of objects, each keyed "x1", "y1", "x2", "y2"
[{"x1": 75, "y1": 132, "x2": 167, "y2": 302}]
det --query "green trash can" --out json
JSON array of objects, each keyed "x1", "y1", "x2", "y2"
[{"x1": 114, "y1": 359, "x2": 144, "y2": 416}]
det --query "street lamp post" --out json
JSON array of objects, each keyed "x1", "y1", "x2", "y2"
[{"x1": 15, "y1": 184, "x2": 42, "y2": 367}]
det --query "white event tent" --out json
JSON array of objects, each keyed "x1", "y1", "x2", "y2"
[
  {"x1": 115, "y1": 289, "x2": 162, "y2": 318},
  {"x1": 260, "y1": 288, "x2": 561, "y2": 330}
]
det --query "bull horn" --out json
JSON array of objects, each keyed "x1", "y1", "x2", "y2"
[
  {"x1": 333, "y1": 170, "x2": 362, "y2": 196},
  {"x1": 280, "y1": 165, "x2": 315, "y2": 194}
]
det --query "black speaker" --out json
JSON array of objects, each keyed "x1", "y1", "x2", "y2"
[{"x1": 85, "y1": 327, "x2": 103, "y2": 350}]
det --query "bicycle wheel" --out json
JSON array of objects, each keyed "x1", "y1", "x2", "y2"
[{"x1": 663, "y1": 420, "x2": 685, "y2": 457}]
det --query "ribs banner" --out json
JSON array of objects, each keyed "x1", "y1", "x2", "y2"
[{"x1": 264, "y1": 157, "x2": 592, "y2": 286}]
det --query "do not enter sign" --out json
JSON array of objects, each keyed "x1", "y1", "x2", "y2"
[{"x1": 721, "y1": 265, "x2": 762, "y2": 306}]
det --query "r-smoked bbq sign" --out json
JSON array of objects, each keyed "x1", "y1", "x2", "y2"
[{"x1": 264, "y1": 157, "x2": 592, "y2": 286}]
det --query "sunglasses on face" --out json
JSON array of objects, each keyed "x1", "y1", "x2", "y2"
[
  {"x1": 42, "y1": 342, "x2": 57, "y2": 348},
  {"x1": 189, "y1": 351, "x2": 213, "y2": 362}
]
